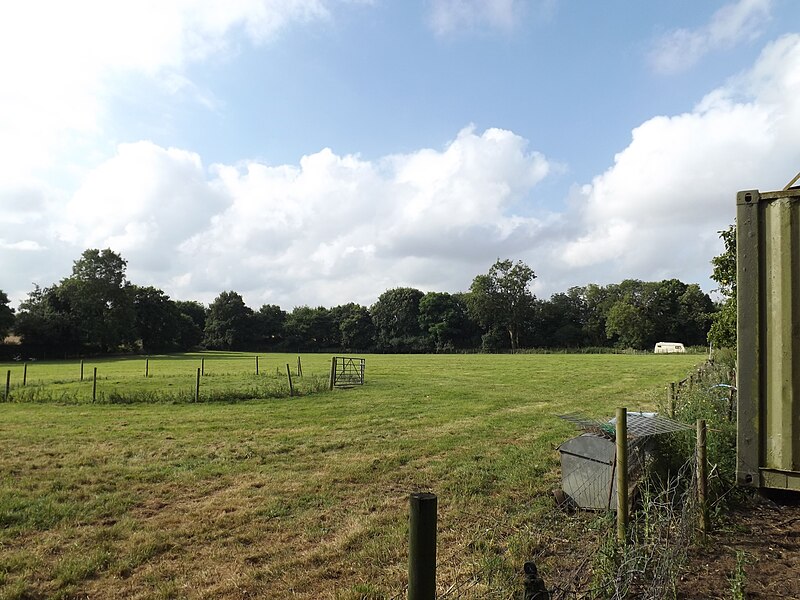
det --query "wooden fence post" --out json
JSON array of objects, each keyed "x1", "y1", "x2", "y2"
[
  {"x1": 23, "y1": 363, "x2": 27, "y2": 386},
  {"x1": 669, "y1": 382, "x2": 676, "y2": 417},
  {"x1": 286, "y1": 364, "x2": 294, "y2": 397},
  {"x1": 195, "y1": 368, "x2": 201, "y2": 402},
  {"x1": 255, "y1": 356, "x2": 259, "y2": 375},
  {"x1": 92, "y1": 367, "x2": 97, "y2": 402},
  {"x1": 80, "y1": 359, "x2": 84, "y2": 382},
  {"x1": 697, "y1": 419, "x2": 709, "y2": 536},
  {"x1": 409, "y1": 492, "x2": 437, "y2": 600},
  {"x1": 145, "y1": 358, "x2": 149, "y2": 378},
  {"x1": 201, "y1": 358, "x2": 205, "y2": 376},
  {"x1": 329, "y1": 357, "x2": 336, "y2": 390},
  {"x1": 616, "y1": 407, "x2": 628, "y2": 544},
  {"x1": 297, "y1": 355, "x2": 302, "y2": 377},
  {"x1": 4, "y1": 370, "x2": 9, "y2": 402}
]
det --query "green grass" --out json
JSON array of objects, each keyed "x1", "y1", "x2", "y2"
[{"x1": 0, "y1": 352, "x2": 700, "y2": 599}]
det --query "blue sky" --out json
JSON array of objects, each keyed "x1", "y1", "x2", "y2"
[{"x1": 2, "y1": 0, "x2": 800, "y2": 310}]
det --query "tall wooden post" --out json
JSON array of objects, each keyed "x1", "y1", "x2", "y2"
[
  {"x1": 92, "y1": 367, "x2": 97, "y2": 402},
  {"x1": 255, "y1": 356, "x2": 259, "y2": 375},
  {"x1": 616, "y1": 407, "x2": 628, "y2": 544},
  {"x1": 329, "y1": 357, "x2": 336, "y2": 390},
  {"x1": 4, "y1": 370, "x2": 9, "y2": 402},
  {"x1": 195, "y1": 368, "x2": 201, "y2": 402},
  {"x1": 697, "y1": 419, "x2": 709, "y2": 536},
  {"x1": 297, "y1": 355, "x2": 302, "y2": 377},
  {"x1": 286, "y1": 364, "x2": 294, "y2": 397},
  {"x1": 669, "y1": 382, "x2": 676, "y2": 417},
  {"x1": 23, "y1": 363, "x2": 27, "y2": 386},
  {"x1": 408, "y1": 492, "x2": 437, "y2": 600},
  {"x1": 201, "y1": 358, "x2": 205, "y2": 376},
  {"x1": 80, "y1": 359, "x2": 84, "y2": 382},
  {"x1": 145, "y1": 358, "x2": 149, "y2": 378}
]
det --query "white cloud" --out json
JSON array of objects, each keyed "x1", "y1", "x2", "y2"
[
  {"x1": 563, "y1": 34, "x2": 800, "y2": 286},
  {"x1": 26, "y1": 126, "x2": 553, "y2": 309},
  {"x1": 428, "y1": 0, "x2": 527, "y2": 36},
  {"x1": 0, "y1": 0, "x2": 352, "y2": 181},
  {"x1": 649, "y1": 0, "x2": 772, "y2": 73}
]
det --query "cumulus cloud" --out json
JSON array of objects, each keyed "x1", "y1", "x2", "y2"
[
  {"x1": 649, "y1": 0, "x2": 772, "y2": 73},
  {"x1": 562, "y1": 34, "x2": 800, "y2": 287},
  {"x1": 0, "y1": 0, "x2": 354, "y2": 180},
  {"x1": 36, "y1": 126, "x2": 554, "y2": 308}
]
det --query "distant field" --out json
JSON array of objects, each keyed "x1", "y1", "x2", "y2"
[{"x1": 0, "y1": 352, "x2": 700, "y2": 599}]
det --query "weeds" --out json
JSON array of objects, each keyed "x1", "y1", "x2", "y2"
[{"x1": 727, "y1": 550, "x2": 748, "y2": 600}]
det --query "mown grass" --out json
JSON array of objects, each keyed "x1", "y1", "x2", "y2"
[{"x1": 0, "y1": 352, "x2": 701, "y2": 599}]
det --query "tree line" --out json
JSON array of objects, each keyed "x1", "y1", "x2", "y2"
[{"x1": 0, "y1": 248, "x2": 719, "y2": 357}]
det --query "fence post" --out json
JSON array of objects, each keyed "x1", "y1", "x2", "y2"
[
  {"x1": 201, "y1": 358, "x2": 205, "y2": 376},
  {"x1": 23, "y1": 363, "x2": 27, "y2": 386},
  {"x1": 195, "y1": 368, "x2": 201, "y2": 402},
  {"x1": 697, "y1": 419, "x2": 709, "y2": 536},
  {"x1": 4, "y1": 370, "x2": 9, "y2": 402},
  {"x1": 92, "y1": 367, "x2": 97, "y2": 402},
  {"x1": 255, "y1": 356, "x2": 259, "y2": 375},
  {"x1": 616, "y1": 407, "x2": 628, "y2": 544},
  {"x1": 329, "y1": 357, "x2": 336, "y2": 390},
  {"x1": 297, "y1": 355, "x2": 302, "y2": 377},
  {"x1": 80, "y1": 359, "x2": 84, "y2": 382},
  {"x1": 669, "y1": 382, "x2": 676, "y2": 417},
  {"x1": 145, "y1": 358, "x2": 149, "y2": 378},
  {"x1": 286, "y1": 364, "x2": 294, "y2": 397},
  {"x1": 409, "y1": 492, "x2": 437, "y2": 600}
]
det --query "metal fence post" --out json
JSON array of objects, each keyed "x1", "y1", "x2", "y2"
[
  {"x1": 409, "y1": 492, "x2": 437, "y2": 600},
  {"x1": 616, "y1": 407, "x2": 628, "y2": 544}
]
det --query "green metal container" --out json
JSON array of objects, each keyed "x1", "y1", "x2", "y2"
[{"x1": 737, "y1": 186, "x2": 800, "y2": 491}]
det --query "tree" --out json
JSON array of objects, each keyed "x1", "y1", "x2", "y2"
[
  {"x1": 708, "y1": 225, "x2": 736, "y2": 348},
  {"x1": 132, "y1": 286, "x2": 180, "y2": 352},
  {"x1": 174, "y1": 300, "x2": 206, "y2": 350},
  {"x1": 284, "y1": 306, "x2": 334, "y2": 351},
  {"x1": 252, "y1": 304, "x2": 286, "y2": 348},
  {"x1": 418, "y1": 292, "x2": 471, "y2": 351},
  {"x1": 468, "y1": 259, "x2": 537, "y2": 352},
  {"x1": 0, "y1": 290, "x2": 14, "y2": 338},
  {"x1": 204, "y1": 291, "x2": 253, "y2": 350},
  {"x1": 330, "y1": 303, "x2": 374, "y2": 351},
  {"x1": 53, "y1": 249, "x2": 137, "y2": 352},
  {"x1": 370, "y1": 287, "x2": 424, "y2": 352},
  {"x1": 14, "y1": 285, "x2": 81, "y2": 354}
]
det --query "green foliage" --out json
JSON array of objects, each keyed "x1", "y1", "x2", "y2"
[
  {"x1": 203, "y1": 291, "x2": 253, "y2": 350},
  {"x1": 708, "y1": 225, "x2": 737, "y2": 348},
  {"x1": 468, "y1": 258, "x2": 537, "y2": 352},
  {"x1": 132, "y1": 286, "x2": 181, "y2": 352},
  {"x1": 370, "y1": 287, "x2": 424, "y2": 352},
  {"x1": 0, "y1": 290, "x2": 13, "y2": 338},
  {"x1": 283, "y1": 306, "x2": 334, "y2": 351},
  {"x1": 330, "y1": 303, "x2": 374, "y2": 351},
  {"x1": 728, "y1": 550, "x2": 748, "y2": 600}
]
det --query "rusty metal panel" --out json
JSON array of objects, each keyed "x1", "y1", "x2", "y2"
[{"x1": 736, "y1": 187, "x2": 800, "y2": 490}]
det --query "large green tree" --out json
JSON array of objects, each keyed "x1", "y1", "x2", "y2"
[
  {"x1": 0, "y1": 290, "x2": 14, "y2": 338},
  {"x1": 58, "y1": 249, "x2": 137, "y2": 352},
  {"x1": 418, "y1": 292, "x2": 472, "y2": 351},
  {"x1": 330, "y1": 303, "x2": 374, "y2": 351},
  {"x1": 204, "y1": 291, "x2": 253, "y2": 350},
  {"x1": 468, "y1": 259, "x2": 537, "y2": 352},
  {"x1": 370, "y1": 287, "x2": 424, "y2": 352},
  {"x1": 708, "y1": 224, "x2": 736, "y2": 348},
  {"x1": 132, "y1": 286, "x2": 181, "y2": 352}
]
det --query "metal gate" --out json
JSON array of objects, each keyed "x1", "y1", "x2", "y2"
[{"x1": 329, "y1": 356, "x2": 365, "y2": 389}]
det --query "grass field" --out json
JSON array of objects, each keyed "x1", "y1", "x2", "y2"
[{"x1": 0, "y1": 352, "x2": 701, "y2": 599}]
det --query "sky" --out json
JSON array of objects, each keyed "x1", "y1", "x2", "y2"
[{"x1": 2, "y1": 0, "x2": 800, "y2": 311}]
